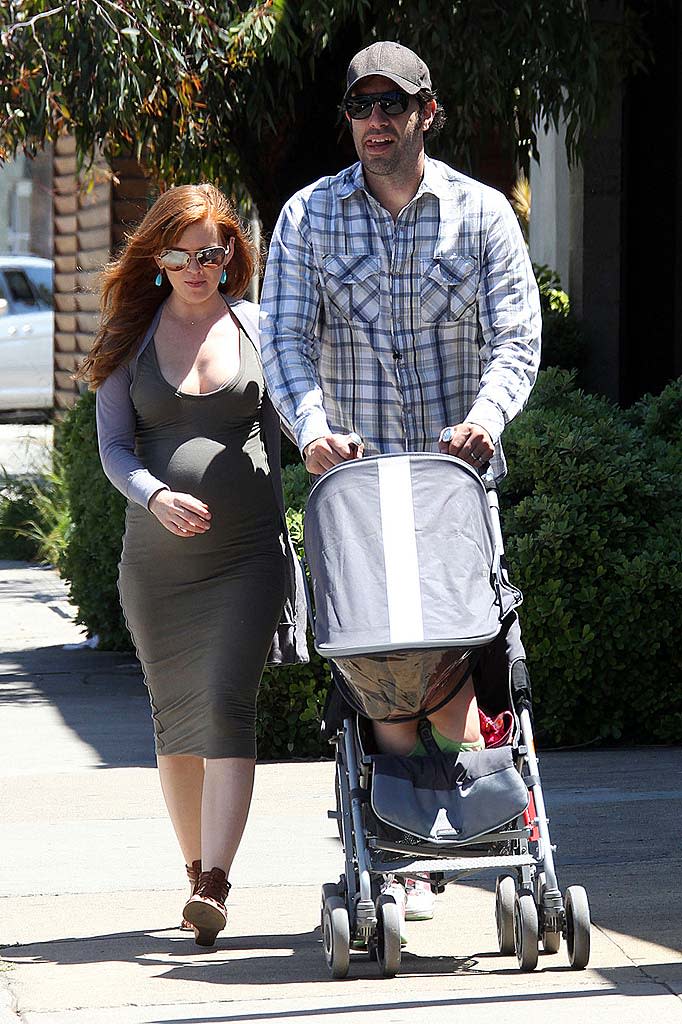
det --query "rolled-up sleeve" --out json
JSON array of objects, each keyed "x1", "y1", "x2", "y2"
[
  {"x1": 259, "y1": 197, "x2": 331, "y2": 452},
  {"x1": 96, "y1": 365, "x2": 168, "y2": 508},
  {"x1": 466, "y1": 195, "x2": 542, "y2": 444}
]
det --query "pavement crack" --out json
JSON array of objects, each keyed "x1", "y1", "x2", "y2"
[
  {"x1": 596, "y1": 922, "x2": 681, "y2": 999},
  {"x1": 0, "y1": 974, "x2": 26, "y2": 1024}
]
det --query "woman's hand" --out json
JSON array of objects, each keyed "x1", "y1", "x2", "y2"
[{"x1": 148, "y1": 489, "x2": 212, "y2": 537}]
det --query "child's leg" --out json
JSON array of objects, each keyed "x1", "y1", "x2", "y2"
[
  {"x1": 372, "y1": 717, "x2": 418, "y2": 755},
  {"x1": 428, "y1": 675, "x2": 481, "y2": 746},
  {"x1": 373, "y1": 659, "x2": 482, "y2": 755}
]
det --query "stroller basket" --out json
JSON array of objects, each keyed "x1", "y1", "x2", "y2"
[{"x1": 370, "y1": 746, "x2": 529, "y2": 846}]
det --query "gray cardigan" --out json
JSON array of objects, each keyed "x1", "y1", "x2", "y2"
[{"x1": 96, "y1": 297, "x2": 309, "y2": 666}]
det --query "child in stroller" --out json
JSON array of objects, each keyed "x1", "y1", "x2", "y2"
[{"x1": 303, "y1": 451, "x2": 591, "y2": 978}]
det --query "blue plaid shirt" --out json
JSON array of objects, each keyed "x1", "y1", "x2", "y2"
[{"x1": 260, "y1": 156, "x2": 541, "y2": 477}]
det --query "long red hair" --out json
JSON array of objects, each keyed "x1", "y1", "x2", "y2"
[{"x1": 77, "y1": 184, "x2": 259, "y2": 388}]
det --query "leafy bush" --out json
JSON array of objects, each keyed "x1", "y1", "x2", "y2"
[
  {"x1": 534, "y1": 264, "x2": 586, "y2": 378},
  {"x1": 58, "y1": 390, "x2": 129, "y2": 650},
  {"x1": 0, "y1": 461, "x2": 70, "y2": 564},
  {"x1": 624, "y1": 376, "x2": 682, "y2": 474},
  {"x1": 0, "y1": 474, "x2": 44, "y2": 561},
  {"x1": 500, "y1": 368, "x2": 682, "y2": 746},
  {"x1": 257, "y1": 649, "x2": 330, "y2": 759}
]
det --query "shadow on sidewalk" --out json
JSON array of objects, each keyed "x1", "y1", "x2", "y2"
[
  {"x1": 1, "y1": 924, "x2": 678, "y2": 992},
  {"x1": 146, "y1": 978, "x2": 682, "y2": 1023},
  {"x1": 0, "y1": 641, "x2": 155, "y2": 768}
]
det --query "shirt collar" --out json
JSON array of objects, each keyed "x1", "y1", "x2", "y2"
[
  {"x1": 337, "y1": 161, "x2": 368, "y2": 199},
  {"x1": 337, "y1": 155, "x2": 450, "y2": 203},
  {"x1": 417, "y1": 156, "x2": 452, "y2": 201}
]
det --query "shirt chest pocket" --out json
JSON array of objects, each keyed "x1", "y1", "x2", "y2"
[
  {"x1": 321, "y1": 253, "x2": 381, "y2": 324},
  {"x1": 420, "y1": 255, "x2": 478, "y2": 325}
]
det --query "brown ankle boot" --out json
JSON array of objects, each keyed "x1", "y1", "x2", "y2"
[
  {"x1": 180, "y1": 860, "x2": 202, "y2": 930},
  {"x1": 183, "y1": 867, "x2": 231, "y2": 947}
]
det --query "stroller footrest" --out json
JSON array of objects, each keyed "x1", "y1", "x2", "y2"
[{"x1": 373, "y1": 853, "x2": 536, "y2": 873}]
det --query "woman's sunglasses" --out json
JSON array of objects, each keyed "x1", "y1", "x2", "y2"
[
  {"x1": 344, "y1": 90, "x2": 410, "y2": 120},
  {"x1": 157, "y1": 245, "x2": 227, "y2": 271}
]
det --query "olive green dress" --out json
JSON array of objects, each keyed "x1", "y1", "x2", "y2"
[{"x1": 118, "y1": 328, "x2": 287, "y2": 758}]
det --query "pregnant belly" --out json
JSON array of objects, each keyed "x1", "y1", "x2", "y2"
[{"x1": 147, "y1": 436, "x2": 279, "y2": 531}]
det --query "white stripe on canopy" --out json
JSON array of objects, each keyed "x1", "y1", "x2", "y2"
[{"x1": 377, "y1": 457, "x2": 425, "y2": 644}]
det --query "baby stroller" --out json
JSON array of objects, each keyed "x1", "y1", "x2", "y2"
[{"x1": 303, "y1": 452, "x2": 591, "y2": 978}]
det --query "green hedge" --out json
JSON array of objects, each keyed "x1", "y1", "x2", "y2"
[
  {"x1": 49, "y1": 370, "x2": 682, "y2": 753},
  {"x1": 0, "y1": 459, "x2": 69, "y2": 565},
  {"x1": 58, "y1": 390, "x2": 129, "y2": 650},
  {"x1": 534, "y1": 264, "x2": 586, "y2": 380},
  {"x1": 0, "y1": 475, "x2": 46, "y2": 561},
  {"x1": 500, "y1": 369, "x2": 682, "y2": 745}
]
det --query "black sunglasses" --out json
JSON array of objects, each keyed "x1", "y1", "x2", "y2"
[
  {"x1": 344, "y1": 90, "x2": 410, "y2": 120},
  {"x1": 157, "y1": 245, "x2": 228, "y2": 271}
]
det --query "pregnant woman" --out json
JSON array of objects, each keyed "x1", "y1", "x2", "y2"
[{"x1": 78, "y1": 184, "x2": 307, "y2": 946}]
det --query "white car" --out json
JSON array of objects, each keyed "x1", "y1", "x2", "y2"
[{"x1": 0, "y1": 256, "x2": 54, "y2": 411}]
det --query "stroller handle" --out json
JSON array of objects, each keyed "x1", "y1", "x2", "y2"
[
  {"x1": 347, "y1": 432, "x2": 363, "y2": 454},
  {"x1": 345, "y1": 431, "x2": 494, "y2": 481}
]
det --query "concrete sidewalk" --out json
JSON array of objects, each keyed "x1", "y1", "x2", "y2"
[{"x1": 0, "y1": 560, "x2": 681, "y2": 1023}]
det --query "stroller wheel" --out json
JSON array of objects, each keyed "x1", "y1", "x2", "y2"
[
  {"x1": 537, "y1": 873, "x2": 561, "y2": 955},
  {"x1": 542, "y1": 925, "x2": 562, "y2": 955},
  {"x1": 495, "y1": 874, "x2": 516, "y2": 955},
  {"x1": 514, "y1": 892, "x2": 539, "y2": 972},
  {"x1": 376, "y1": 894, "x2": 402, "y2": 978},
  {"x1": 322, "y1": 896, "x2": 350, "y2": 979},
  {"x1": 565, "y1": 885, "x2": 591, "y2": 970},
  {"x1": 320, "y1": 882, "x2": 340, "y2": 932}
]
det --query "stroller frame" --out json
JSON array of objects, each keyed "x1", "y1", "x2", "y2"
[{"x1": 312, "y1": 463, "x2": 591, "y2": 979}]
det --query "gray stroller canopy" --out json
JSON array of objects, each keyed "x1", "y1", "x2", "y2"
[
  {"x1": 305, "y1": 453, "x2": 519, "y2": 654},
  {"x1": 304, "y1": 454, "x2": 522, "y2": 720}
]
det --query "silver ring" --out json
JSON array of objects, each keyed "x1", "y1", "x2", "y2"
[
  {"x1": 440, "y1": 426, "x2": 454, "y2": 443},
  {"x1": 348, "y1": 431, "x2": 363, "y2": 447},
  {"x1": 472, "y1": 453, "x2": 483, "y2": 462}
]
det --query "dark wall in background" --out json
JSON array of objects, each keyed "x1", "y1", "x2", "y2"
[{"x1": 620, "y1": 0, "x2": 682, "y2": 403}]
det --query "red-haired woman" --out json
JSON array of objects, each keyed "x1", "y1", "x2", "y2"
[{"x1": 78, "y1": 184, "x2": 307, "y2": 946}]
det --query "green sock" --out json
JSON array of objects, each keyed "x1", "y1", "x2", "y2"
[{"x1": 409, "y1": 727, "x2": 485, "y2": 757}]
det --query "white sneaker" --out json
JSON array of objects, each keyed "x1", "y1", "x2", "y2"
[
  {"x1": 404, "y1": 877, "x2": 435, "y2": 921},
  {"x1": 380, "y1": 875, "x2": 408, "y2": 945}
]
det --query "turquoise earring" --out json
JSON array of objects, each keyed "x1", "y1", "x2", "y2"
[
  {"x1": 220, "y1": 269, "x2": 227, "y2": 285},
  {"x1": 154, "y1": 271, "x2": 163, "y2": 287}
]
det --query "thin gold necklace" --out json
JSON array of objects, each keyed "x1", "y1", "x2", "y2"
[{"x1": 164, "y1": 302, "x2": 226, "y2": 328}]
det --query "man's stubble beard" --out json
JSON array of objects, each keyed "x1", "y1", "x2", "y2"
[
  {"x1": 362, "y1": 150, "x2": 403, "y2": 177},
  {"x1": 360, "y1": 120, "x2": 424, "y2": 181}
]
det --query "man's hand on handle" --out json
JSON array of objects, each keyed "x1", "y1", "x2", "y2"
[
  {"x1": 303, "y1": 433, "x2": 364, "y2": 475},
  {"x1": 439, "y1": 422, "x2": 494, "y2": 468}
]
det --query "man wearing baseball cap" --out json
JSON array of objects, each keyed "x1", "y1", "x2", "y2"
[
  {"x1": 260, "y1": 40, "x2": 541, "y2": 925},
  {"x1": 261, "y1": 38, "x2": 540, "y2": 475}
]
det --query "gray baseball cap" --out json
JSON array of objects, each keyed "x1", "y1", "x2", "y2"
[{"x1": 345, "y1": 41, "x2": 432, "y2": 99}]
